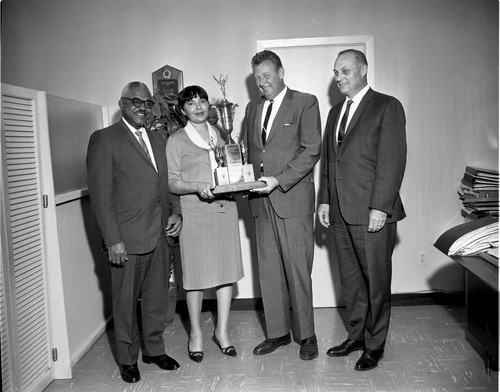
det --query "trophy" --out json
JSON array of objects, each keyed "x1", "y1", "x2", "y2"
[
  {"x1": 212, "y1": 74, "x2": 238, "y2": 144},
  {"x1": 211, "y1": 75, "x2": 258, "y2": 189}
]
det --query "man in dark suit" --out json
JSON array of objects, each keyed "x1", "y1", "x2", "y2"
[
  {"x1": 240, "y1": 50, "x2": 322, "y2": 360},
  {"x1": 318, "y1": 49, "x2": 407, "y2": 371},
  {"x1": 86, "y1": 81, "x2": 182, "y2": 383}
]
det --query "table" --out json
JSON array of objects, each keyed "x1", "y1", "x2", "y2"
[{"x1": 453, "y1": 255, "x2": 498, "y2": 374}]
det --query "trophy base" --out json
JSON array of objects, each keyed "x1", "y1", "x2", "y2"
[
  {"x1": 215, "y1": 167, "x2": 230, "y2": 185},
  {"x1": 242, "y1": 164, "x2": 255, "y2": 182},
  {"x1": 214, "y1": 164, "x2": 256, "y2": 186},
  {"x1": 227, "y1": 165, "x2": 244, "y2": 183},
  {"x1": 212, "y1": 181, "x2": 266, "y2": 195}
]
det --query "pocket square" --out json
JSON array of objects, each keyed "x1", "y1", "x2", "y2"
[{"x1": 284, "y1": 123, "x2": 293, "y2": 126}]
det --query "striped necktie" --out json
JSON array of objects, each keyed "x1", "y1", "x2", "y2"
[
  {"x1": 337, "y1": 100, "x2": 353, "y2": 144},
  {"x1": 262, "y1": 100, "x2": 274, "y2": 145},
  {"x1": 135, "y1": 130, "x2": 152, "y2": 161}
]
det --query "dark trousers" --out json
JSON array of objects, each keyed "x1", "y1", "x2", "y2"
[
  {"x1": 332, "y1": 197, "x2": 396, "y2": 350},
  {"x1": 111, "y1": 234, "x2": 171, "y2": 365},
  {"x1": 255, "y1": 198, "x2": 315, "y2": 341}
]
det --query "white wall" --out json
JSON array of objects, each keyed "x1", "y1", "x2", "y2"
[
  {"x1": 55, "y1": 198, "x2": 112, "y2": 364},
  {"x1": 2, "y1": 0, "x2": 498, "y2": 357}
]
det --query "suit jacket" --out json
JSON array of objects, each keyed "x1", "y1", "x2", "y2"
[
  {"x1": 240, "y1": 88, "x2": 321, "y2": 218},
  {"x1": 86, "y1": 119, "x2": 181, "y2": 254},
  {"x1": 318, "y1": 88, "x2": 406, "y2": 225}
]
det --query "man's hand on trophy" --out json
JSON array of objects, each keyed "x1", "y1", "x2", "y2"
[
  {"x1": 252, "y1": 176, "x2": 279, "y2": 194},
  {"x1": 197, "y1": 182, "x2": 215, "y2": 199}
]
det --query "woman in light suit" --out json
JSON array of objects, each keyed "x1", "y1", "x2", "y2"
[{"x1": 166, "y1": 85, "x2": 243, "y2": 363}]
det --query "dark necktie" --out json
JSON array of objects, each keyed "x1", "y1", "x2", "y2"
[
  {"x1": 337, "y1": 100, "x2": 353, "y2": 144},
  {"x1": 135, "y1": 130, "x2": 152, "y2": 161},
  {"x1": 262, "y1": 100, "x2": 274, "y2": 145}
]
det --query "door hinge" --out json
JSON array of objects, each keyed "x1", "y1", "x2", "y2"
[
  {"x1": 52, "y1": 348, "x2": 58, "y2": 361},
  {"x1": 43, "y1": 194, "x2": 49, "y2": 208}
]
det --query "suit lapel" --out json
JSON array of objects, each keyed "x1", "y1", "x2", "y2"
[
  {"x1": 332, "y1": 105, "x2": 342, "y2": 155},
  {"x1": 120, "y1": 119, "x2": 157, "y2": 172},
  {"x1": 335, "y1": 88, "x2": 374, "y2": 154},
  {"x1": 344, "y1": 88, "x2": 374, "y2": 138},
  {"x1": 147, "y1": 129, "x2": 163, "y2": 174},
  {"x1": 266, "y1": 89, "x2": 292, "y2": 145},
  {"x1": 254, "y1": 99, "x2": 265, "y2": 147}
]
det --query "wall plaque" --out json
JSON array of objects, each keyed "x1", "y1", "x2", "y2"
[
  {"x1": 152, "y1": 65, "x2": 183, "y2": 98},
  {"x1": 151, "y1": 65, "x2": 185, "y2": 138}
]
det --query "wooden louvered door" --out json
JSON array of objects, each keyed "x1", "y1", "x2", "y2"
[
  {"x1": 1, "y1": 84, "x2": 56, "y2": 392},
  {"x1": 0, "y1": 232, "x2": 15, "y2": 391}
]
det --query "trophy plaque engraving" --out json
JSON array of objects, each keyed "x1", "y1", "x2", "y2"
[{"x1": 211, "y1": 74, "x2": 264, "y2": 194}]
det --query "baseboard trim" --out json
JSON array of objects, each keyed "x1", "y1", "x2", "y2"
[
  {"x1": 390, "y1": 292, "x2": 464, "y2": 306},
  {"x1": 173, "y1": 292, "x2": 464, "y2": 315},
  {"x1": 70, "y1": 316, "x2": 112, "y2": 367}
]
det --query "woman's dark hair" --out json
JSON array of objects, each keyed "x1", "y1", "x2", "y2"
[{"x1": 177, "y1": 85, "x2": 209, "y2": 109}]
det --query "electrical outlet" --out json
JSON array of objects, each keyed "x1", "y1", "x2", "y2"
[{"x1": 418, "y1": 251, "x2": 427, "y2": 266}]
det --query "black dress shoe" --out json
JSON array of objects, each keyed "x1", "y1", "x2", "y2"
[
  {"x1": 253, "y1": 333, "x2": 291, "y2": 355},
  {"x1": 326, "y1": 339, "x2": 364, "y2": 357},
  {"x1": 299, "y1": 334, "x2": 318, "y2": 360},
  {"x1": 120, "y1": 363, "x2": 140, "y2": 383},
  {"x1": 143, "y1": 353, "x2": 180, "y2": 370},
  {"x1": 212, "y1": 333, "x2": 237, "y2": 357},
  {"x1": 355, "y1": 349, "x2": 384, "y2": 371}
]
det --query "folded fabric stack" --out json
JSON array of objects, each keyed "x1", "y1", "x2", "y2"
[{"x1": 434, "y1": 215, "x2": 498, "y2": 258}]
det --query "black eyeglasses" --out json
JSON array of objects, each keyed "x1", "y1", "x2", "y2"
[{"x1": 121, "y1": 97, "x2": 154, "y2": 109}]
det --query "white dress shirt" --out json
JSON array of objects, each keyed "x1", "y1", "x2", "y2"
[
  {"x1": 261, "y1": 86, "x2": 288, "y2": 141},
  {"x1": 335, "y1": 84, "x2": 370, "y2": 140},
  {"x1": 123, "y1": 118, "x2": 158, "y2": 171}
]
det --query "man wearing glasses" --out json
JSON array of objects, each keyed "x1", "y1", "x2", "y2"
[{"x1": 87, "y1": 81, "x2": 182, "y2": 383}]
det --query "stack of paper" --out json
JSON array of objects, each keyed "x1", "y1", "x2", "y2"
[
  {"x1": 434, "y1": 215, "x2": 498, "y2": 256},
  {"x1": 447, "y1": 221, "x2": 498, "y2": 256}
]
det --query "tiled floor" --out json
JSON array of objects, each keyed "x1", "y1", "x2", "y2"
[{"x1": 45, "y1": 305, "x2": 498, "y2": 392}]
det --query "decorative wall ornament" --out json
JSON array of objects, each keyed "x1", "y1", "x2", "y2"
[{"x1": 151, "y1": 64, "x2": 185, "y2": 139}]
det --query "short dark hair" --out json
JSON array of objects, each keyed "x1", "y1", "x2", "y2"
[
  {"x1": 177, "y1": 85, "x2": 209, "y2": 109},
  {"x1": 338, "y1": 49, "x2": 368, "y2": 67},
  {"x1": 251, "y1": 50, "x2": 283, "y2": 70}
]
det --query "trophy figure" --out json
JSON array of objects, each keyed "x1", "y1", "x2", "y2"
[
  {"x1": 240, "y1": 140, "x2": 255, "y2": 182},
  {"x1": 212, "y1": 74, "x2": 238, "y2": 144},
  {"x1": 209, "y1": 139, "x2": 230, "y2": 186}
]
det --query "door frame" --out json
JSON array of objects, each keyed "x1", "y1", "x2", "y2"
[
  {"x1": 257, "y1": 35, "x2": 374, "y2": 87},
  {"x1": 35, "y1": 86, "x2": 72, "y2": 379}
]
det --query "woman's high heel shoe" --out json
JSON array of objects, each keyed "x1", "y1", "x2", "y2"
[
  {"x1": 188, "y1": 341, "x2": 204, "y2": 363},
  {"x1": 188, "y1": 350, "x2": 204, "y2": 363},
  {"x1": 212, "y1": 333, "x2": 237, "y2": 357}
]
